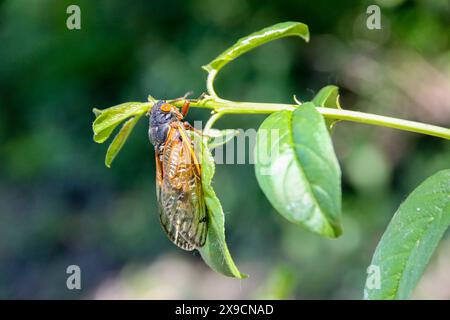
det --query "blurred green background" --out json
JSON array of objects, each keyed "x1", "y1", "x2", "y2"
[{"x1": 1, "y1": 0, "x2": 449, "y2": 299}]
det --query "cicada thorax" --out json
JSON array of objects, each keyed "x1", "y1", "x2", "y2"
[{"x1": 149, "y1": 100, "x2": 207, "y2": 251}]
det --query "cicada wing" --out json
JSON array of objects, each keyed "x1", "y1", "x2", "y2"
[
  {"x1": 178, "y1": 129, "x2": 207, "y2": 247},
  {"x1": 156, "y1": 126, "x2": 208, "y2": 251},
  {"x1": 155, "y1": 149, "x2": 195, "y2": 249}
]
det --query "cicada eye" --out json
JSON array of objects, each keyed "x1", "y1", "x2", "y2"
[{"x1": 160, "y1": 103, "x2": 171, "y2": 113}]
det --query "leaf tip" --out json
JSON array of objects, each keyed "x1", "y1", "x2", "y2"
[
  {"x1": 92, "y1": 108, "x2": 103, "y2": 117},
  {"x1": 201, "y1": 64, "x2": 211, "y2": 73},
  {"x1": 330, "y1": 224, "x2": 343, "y2": 238},
  {"x1": 239, "y1": 273, "x2": 249, "y2": 279},
  {"x1": 303, "y1": 29, "x2": 310, "y2": 43},
  {"x1": 93, "y1": 135, "x2": 102, "y2": 144},
  {"x1": 319, "y1": 216, "x2": 343, "y2": 239}
]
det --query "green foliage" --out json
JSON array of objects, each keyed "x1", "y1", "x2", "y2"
[
  {"x1": 105, "y1": 114, "x2": 142, "y2": 168},
  {"x1": 254, "y1": 103, "x2": 342, "y2": 238},
  {"x1": 92, "y1": 102, "x2": 149, "y2": 143},
  {"x1": 90, "y1": 20, "x2": 449, "y2": 294},
  {"x1": 92, "y1": 102, "x2": 149, "y2": 166},
  {"x1": 364, "y1": 170, "x2": 450, "y2": 299},
  {"x1": 202, "y1": 21, "x2": 309, "y2": 74},
  {"x1": 203, "y1": 21, "x2": 310, "y2": 97},
  {"x1": 4, "y1": 0, "x2": 450, "y2": 299}
]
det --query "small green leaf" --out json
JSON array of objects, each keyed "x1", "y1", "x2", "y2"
[
  {"x1": 206, "y1": 129, "x2": 239, "y2": 149},
  {"x1": 255, "y1": 102, "x2": 342, "y2": 237},
  {"x1": 312, "y1": 85, "x2": 341, "y2": 131},
  {"x1": 147, "y1": 95, "x2": 157, "y2": 103},
  {"x1": 93, "y1": 102, "x2": 150, "y2": 143},
  {"x1": 203, "y1": 21, "x2": 309, "y2": 74},
  {"x1": 195, "y1": 134, "x2": 246, "y2": 278},
  {"x1": 364, "y1": 169, "x2": 450, "y2": 300},
  {"x1": 94, "y1": 122, "x2": 122, "y2": 144},
  {"x1": 105, "y1": 114, "x2": 142, "y2": 168},
  {"x1": 312, "y1": 85, "x2": 341, "y2": 108}
]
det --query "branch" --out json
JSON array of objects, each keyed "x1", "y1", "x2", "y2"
[{"x1": 172, "y1": 97, "x2": 450, "y2": 140}]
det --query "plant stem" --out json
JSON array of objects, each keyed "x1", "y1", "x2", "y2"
[
  {"x1": 172, "y1": 98, "x2": 450, "y2": 140},
  {"x1": 315, "y1": 108, "x2": 450, "y2": 140},
  {"x1": 204, "y1": 112, "x2": 225, "y2": 132},
  {"x1": 205, "y1": 69, "x2": 219, "y2": 98}
]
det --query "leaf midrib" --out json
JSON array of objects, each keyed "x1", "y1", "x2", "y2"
[{"x1": 286, "y1": 110, "x2": 334, "y2": 233}]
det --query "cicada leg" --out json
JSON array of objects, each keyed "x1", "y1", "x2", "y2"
[
  {"x1": 155, "y1": 151, "x2": 163, "y2": 186},
  {"x1": 181, "y1": 100, "x2": 190, "y2": 117}
]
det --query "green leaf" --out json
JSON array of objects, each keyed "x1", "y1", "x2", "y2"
[
  {"x1": 94, "y1": 122, "x2": 122, "y2": 144},
  {"x1": 203, "y1": 21, "x2": 309, "y2": 74},
  {"x1": 195, "y1": 134, "x2": 247, "y2": 278},
  {"x1": 312, "y1": 85, "x2": 342, "y2": 131},
  {"x1": 105, "y1": 114, "x2": 142, "y2": 168},
  {"x1": 254, "y1": 102, "x2": 342, "y2": 238},
  {"x1": 92, "y1": 102, "x2": 149, "y2": 143},
  {"x1": 206, "y1": 129, "x2": 239, "y2": 149},
  {"x1": 364, "y1": 169, "x2": 450, "y2": 300},
  {"x1": 312, "y1": 85, "x2": 341, "y2": 108}
]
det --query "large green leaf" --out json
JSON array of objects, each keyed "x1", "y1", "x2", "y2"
[
  {"x1": 92, "y1": 102, "x2": 149, "y2": 143},
  {"x1": 105, "y1": 114, "x2": 142, "y2": 168},
  {"x1": 254, "y1": 102, "x2": 342, "y2": 237},
  {"x1": 203, "y1": 21, "x2": 309, "y2": 74},
  {"x1": 195, "y1": 134, "x2": 247, "y2": 278},
  {"x1": 364, "y1": 169, "x2": 450, "y2": 300}
]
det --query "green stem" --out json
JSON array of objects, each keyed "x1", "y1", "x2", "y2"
[
  {"x1": 204, "y1": 112, "x2": 225, "y2": 132},
  {"x1": 172, "y1": 98, "x2": 450, "y2": 140},
  {"x1": 206, "y1": 70, "x2": 219, "y2": 98},
  {"x1": 315, "y1": 108, "x2": 450, "y2": 139}
]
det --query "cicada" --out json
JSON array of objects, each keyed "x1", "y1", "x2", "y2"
[{"x1": 148, "y1": 99, "x2": 207, "y2": 250}]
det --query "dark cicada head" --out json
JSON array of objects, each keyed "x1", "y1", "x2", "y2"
[{"x1": 148, "y1": 101, "x2": 183, "y2": 147}]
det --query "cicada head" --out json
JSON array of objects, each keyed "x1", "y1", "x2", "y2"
[{"x1": 149, "y1": 101, "x2": 183, "y2": 147}]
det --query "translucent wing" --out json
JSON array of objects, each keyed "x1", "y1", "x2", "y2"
[{"x1": 155, "y1": 126, "x2": 208, "y2": 251}]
